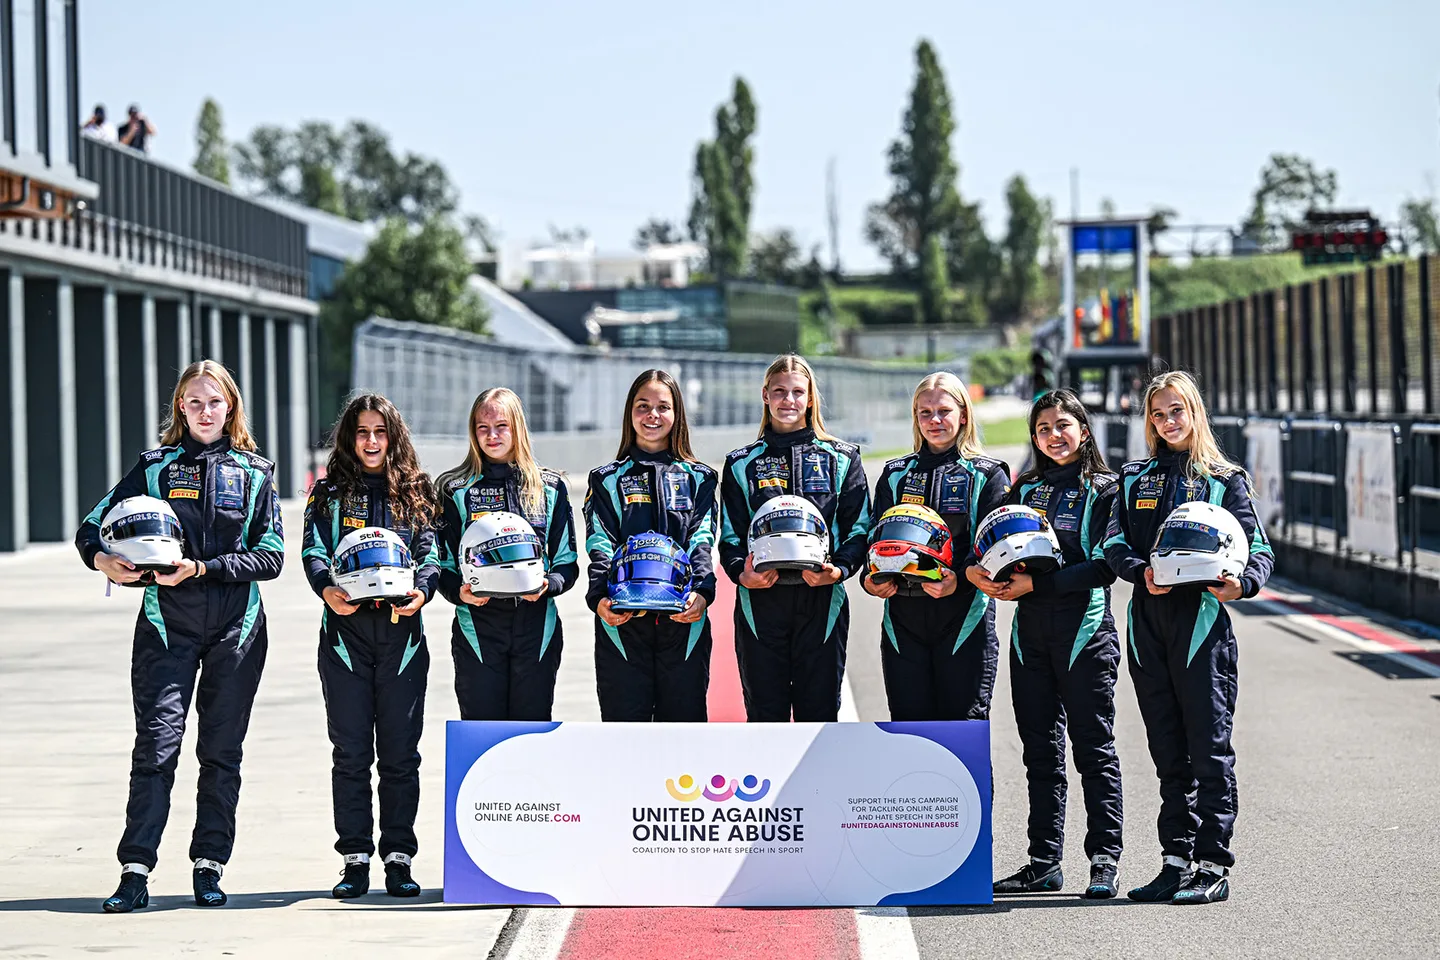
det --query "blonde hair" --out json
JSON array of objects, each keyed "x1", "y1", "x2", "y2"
[
  {"x1": 911, "y1": 371, "x2": 983, "y2": 458},
  {"x1": 438, "y1": 388, "x2": 545, "y2": 515},
  {"x1": 1142, "y1": 371, "x2": 1241, "y2": 479},
  {"x1": 161, "y1": 360, "x2": 255, "y2": 451},
  {"x1": 758, "y1": 354, "x2": 837, "y2": 441}
]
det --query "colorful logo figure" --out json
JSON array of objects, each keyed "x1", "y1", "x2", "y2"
[{"x1": 665, "y1": 773, "x2": 771, "y2": 803}]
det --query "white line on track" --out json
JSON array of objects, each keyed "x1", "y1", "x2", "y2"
[
  {"x1": 1249, "y1": 598, "x2": 1440, "y2": 679},
  {"x1": 489, "y1": 906, "x2": 575, "y2": 960},
  {"x1": 856, "y1": 906, "x2": 923, "y2": 960}
]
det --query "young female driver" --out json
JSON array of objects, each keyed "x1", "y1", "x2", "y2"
[
  {"x1": 982, "y1": 390, "x2": 1124, "y2": 899},
  {"x1": 584, "y1": 369, "x2": 719, "y2": 721},
  {"x1": 77, "y1": 360, "x2": 284, "y2": 913},
  {"x1": 1103, "y1": 371, "x2": 1273, "y2": 905},
  {"x1": 866, "y1": 371, "x2": 1009, "y2": 721},
  {"x1": 718, "y1": 354, "x2": 871, "y2": 722},
  {"x1": 436, "y1": 388, "x2": 578, "y2": 720},
  {"x1": 302, "y1": 393, "x2": 439, "y2": 899}
]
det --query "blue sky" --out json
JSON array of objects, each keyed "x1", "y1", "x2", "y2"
[{"x1": 82, "y1": 0, "x2": 1439, "y2": 270}]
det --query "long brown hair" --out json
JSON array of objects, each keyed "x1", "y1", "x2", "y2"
[
  {"x1": 436, "y1": 388, "x2": 546, "y2": 515},
  {"x1": 161, "y1": 360, "x2": 255, "y2": 450},
  {"x1": 617, "y1": 369, "x2": 697, "y2": 461},
  {"x1": 1142, "y1": 371, "x2": 1241, "y2": 480},
  {"x1": 910, "y1": 371, "x2": 982, "y2": 458},
  {"x1": 322, "y1": 393, "x2": 437, "y2": 528},
  {"x1": 758, "y1": 354, "x2": 837, "y2": 441},
  {"x1": 1016, "y1": 389, "x2": 1112, "y2": 486}
]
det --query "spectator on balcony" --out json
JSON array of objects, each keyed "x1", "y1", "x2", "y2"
[
  {"x1": 118, "y1": 104, "x2": 155, "y2": 153},
  {"x1": 81, "y1": 104, "x2": 115, "y2": 143}
]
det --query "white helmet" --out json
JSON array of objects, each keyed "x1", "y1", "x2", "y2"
[
  {"x1": 749, "y1": 495, "x2": 828, "y2": 573},
  {"x1": 974, "y1": 505, "x2": 1064, "y2": 582},
  {"x1": 459, "y1": 511, "x2": 546, "y2": 597},
  {"x1": 100, "y1": 496, "x2": 184, "y2": 572},
  {"x1": 1150, "y1": 501, "x2": 1248, "y2": 587},
  {"x1": 331, "y1": 527, "x2": 415, "y2": 602}
]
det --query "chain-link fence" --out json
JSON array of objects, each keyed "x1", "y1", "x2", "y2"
[{"x1": 351, "y1": 317, "x2": 936, "y2": 439}]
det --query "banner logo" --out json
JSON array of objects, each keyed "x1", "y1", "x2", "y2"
[{"x1": 666, "y1": 773, "x2": 771, "y2": 803}]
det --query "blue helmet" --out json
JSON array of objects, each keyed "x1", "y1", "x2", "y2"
[{"x1": 608, "y1": 533, "x2": 692, "y2": 613}]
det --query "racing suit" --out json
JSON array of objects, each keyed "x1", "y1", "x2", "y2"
[
  {"x1": 437, "y1": 462, "x2": 578, "y2": 720},
  {"x1": 870, "y1": 448, "x2": 1009, "y2": 720},
  {"x1": 719, "y1": 427, "x2": 870, "y2": 722},
  {"x1": 302, "y1": 474, "x2": 439, "y2": 860},
  {"x1": 584, "y1": 449, "x2": 719, "y2": 721},
  {"x1": 1008, "y1": 461, "x2": 1123, "y2": 864},
  {"x1": 76, "y1": 435, "x2": 284, "y2": 871},
  {"x1": 1103, "y1": 447, "x2": 1274, "y2": 869}
]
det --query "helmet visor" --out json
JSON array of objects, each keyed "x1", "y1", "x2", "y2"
[
  {"x1": 335, "y1": 541, "x2": 412, "y2": 575},
  {"x1": 104, "y1": 512, "x2": 183, "y2": 543},
  {"x1": 975, "y1": 513, "x2": 1046, "y2": 555},
  {"x1": 752, "y1": 509, "x2": 826, "y2": 540},
  {"x1": 613, "y1": 550, "x2": 689, "y2": 586},
  {"x1": 466, "y1": 533, "x2": 544, "y2": 567},
  {"x1": 1154, "y1": 520, "x2": 1222, "y2": 555},
  {"x1": 872, "y1": 516, "x2": 949, "y2": 552}
]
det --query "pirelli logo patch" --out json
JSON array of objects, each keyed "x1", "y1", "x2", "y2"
[
  {"x1": 901, "y1": 494, "x2": 925, "y2": 504},
  {"x1": 624, "y1": 493, "x2": 653, "y2": 504},
  {"x1": 342, "y1": 516, "x2": 366, "y2": 528},
  {"x1": 758, "y1": 477, "x2": 787, "y2": 489},
  {"x1": 168, "y1": 488, "x2": 199, "y2": 500},
  {"x1": 1137, "y1": 498, "x2": 1158, "y2": 510}
]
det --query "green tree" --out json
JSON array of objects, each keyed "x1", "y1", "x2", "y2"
[
  {"x1": 995, "y1": 174, "x2": 1044, "y2": 323},
  {"x1": 235, "y1": 119, "x2": 458, "y2": 224},
  {"x1": 1244, "y1": 153, "x2": 1338, "y2": 238},
  {"x1": 865, "y1": 39, "x2": 962, "y2": 324},
  {"x1": 318, "y1": 216, "x2": 489, "y2": 422},
  {"x1": 749, "y1": 228, "x2": 802, "y2": 285},
  {"x1": 946, "y1": 200, "x2": 997, "y2": 323},
  {"x1": 1146, "y1": 205, "x2": 1178, "y2": 253},
  {"x1": 193, "y1": 97, "x2": 230, "y2": 184},
  {"x1": 1400, "y1": 197, "x2": 1439, "y2": 254},
  {"x1": 688, "y1": 78, "x2": 757, "y2": 278},
  {"x1": 633, "y1": 217, "x2": 682, "y2": 250}
]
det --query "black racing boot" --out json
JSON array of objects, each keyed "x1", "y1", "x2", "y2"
[
  {"x1": 1084, "y1": 854, "x2": 1119, "y2": 899},
  {"x1": 1171, "y1": 861, "x2": 1230, "y2": 904},
  {"x1": 102, "y1": 867, "x2": 150, "y2": 913},
  {"x1": 993, "y1": 860, "x2": 1063, "y2": 894},
  {"x1": 332, "y1": 853, "x2": 371, "y2": 899},
  {"x1": 1128, "y1": 856, "x2": 1193, "y2": 902},
  {"x1": 192, "y1": 858, "x2": 227, "y2": 907},
  {"x1": 383, "y1": 853, "x2": 421, "y2": 898}
]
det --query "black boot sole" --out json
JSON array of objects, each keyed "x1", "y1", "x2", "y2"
[{"x1": 333, "y1": 885, "x2": 369, "y2": 899}]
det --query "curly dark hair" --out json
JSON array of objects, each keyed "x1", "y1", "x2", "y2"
[{"x1": 319, "y1": 393, "x2": 438, "y2": 529}]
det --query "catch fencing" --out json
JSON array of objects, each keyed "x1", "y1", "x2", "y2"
[{"x1": 350, "y1": 317, "x2": 935, "y2": 473}]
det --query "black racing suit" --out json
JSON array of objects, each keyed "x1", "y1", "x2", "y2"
[
  {"x1": 584, "y1": 449, "x2": 719, "y2": 721},
  {"x1": 1007, "y1": 462, "x2": 1122, "y2": 864},
  {"x1": 437, "y1": 463, "x2": 578, "y2": 720},
  {"x1": 1103, "y1": 448, "x2": 1275, "y2": 869},
  {"x1": 76, "y1": 435, "x2": 284, "y2": 871},
  {"x1": 719, "y1": 427, "x2": 871, "y2": 722},
  {"x1": 302, "y1": 474, "x2": 438, "y2": 860},
  {"x1": 870, "y1": 448, "x2": 1009, "y2": 720}
]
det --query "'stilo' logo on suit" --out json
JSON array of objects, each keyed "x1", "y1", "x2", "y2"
[{"x1": 665, "y1": 773, "x2": 771, "y2": 803}]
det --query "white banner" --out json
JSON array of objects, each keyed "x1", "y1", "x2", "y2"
[
  {"x1": 444, "y1": 721, "x2": 992, "y2": 906},
  {"x1": 1244, "y1": 421, "x2": 1285, "y2": 534},
  {"x1": 1344, "y1": 424, "x2": 1399, "y2": 558}
]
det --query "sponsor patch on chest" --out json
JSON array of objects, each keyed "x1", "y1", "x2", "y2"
[
  {"x1": 215, "y1": 464, "x2": 246, "y2": 510},
  {"x1": 663, "y1": 472, "x2": 693, "y2": 511},
  {"x1": 619, "y1": 472, "x2": 653, "y2": 505},
  {"x1": 935, "y1": 468, "x2": 971, "y2": 515},
  {"x1": 755, "y1": 456, "x2": 789, "y2": 491},
  {"x1": 800, "y1": 452, "x2": 832, "y2": 493},
  {"x1": 342, "y1": 494, "x2": 369, "y2": 528}
]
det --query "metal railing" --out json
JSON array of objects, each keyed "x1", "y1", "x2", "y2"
[
  {"x1": 352, "y1": 317, "x2": 933, "y2": 440},
  {"x1": 0, "y1": 138, "x2": 310, "y2": 298}
]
